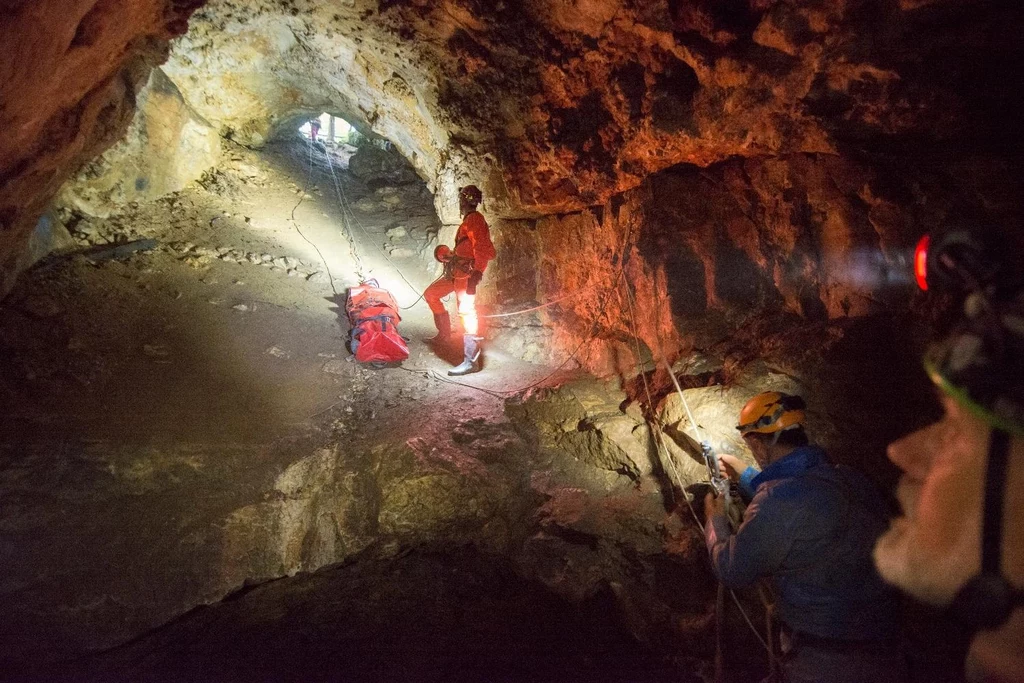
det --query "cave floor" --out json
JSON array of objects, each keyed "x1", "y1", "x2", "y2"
[
  {"x1": 0, "y1": 140, "x2": 969, "y2": 683},
  {"x1": 12, "y1": 548, "x2": 705, "y2": 683},
  {"x1": 1, "y1": 139, "x2": 559, "y2": 445},
  {"x1": 1, "y1": 140, "x2": 738, "y2": 681}
]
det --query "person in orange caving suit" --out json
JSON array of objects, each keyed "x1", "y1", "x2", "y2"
[{"x1": 423, "y1": 184, "x2": 496, "y2": 376}]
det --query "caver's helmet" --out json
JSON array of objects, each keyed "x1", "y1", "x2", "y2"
[
  {"x1": 914, "y1": 228, "x2": 1024, "y2": 435},
  {"x1": 459, "y1": 185, "x2": 482, "y2": 206},
  {"x1": 912, "y1": 226, "x2": 1024, "y2": 632},
  {"x1": 736, "y1": 392, "x2": 806, "y2": 436}
]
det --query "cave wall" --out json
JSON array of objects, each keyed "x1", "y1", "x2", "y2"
[
  {"x1": 496, "y1": 150, "x2": 943, "y2": 375},
  {"x1": 0, "y1": 0, "x2": 204, "y2": 296},
  {"x1": 59, "y1": 67, "x2": 222, "y2": 217},
  {"x1": 489, "y1": 142, "x2": 1019, "y2": 475},
  {"x1": 159, "y1": 0, "x2": 468, "y2": 219},
  {"x1": 8, "y1": 0, "x2": 1023, "y2": 298}
]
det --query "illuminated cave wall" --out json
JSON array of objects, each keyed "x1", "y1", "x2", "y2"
[{"x1": 3, "y1": 0, "x2": 1023, "y2": 372}]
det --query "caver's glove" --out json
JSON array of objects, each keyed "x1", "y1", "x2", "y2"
[{"x1": 466, "y1": 269, "x2": 483, "y2": 295}]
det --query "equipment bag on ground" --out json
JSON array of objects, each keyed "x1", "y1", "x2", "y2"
[{"x1": 346, "y1": 280, "x2": 409, "y2": 364}]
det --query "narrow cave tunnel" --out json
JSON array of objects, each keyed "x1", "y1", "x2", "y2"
[{"x1": 2, "y1": 1, "x2": 1023, "y2": 682}]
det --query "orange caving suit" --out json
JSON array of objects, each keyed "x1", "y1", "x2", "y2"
[{"x1": 424, "y1": 210, "x2": 496, "y2": 318}]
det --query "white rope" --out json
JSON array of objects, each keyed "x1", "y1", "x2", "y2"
[
  {"x1": 480, "y1": 285, "x2": 597, "y2": 319},
  {"x1": 290, "y1": 135, "x2": 345, "y2": 296},
  {"x1": 618, "y1": 278, "x2": 773, "y2": 658},
  {"x1": 663, "y1": 358, "x2": 706, "y2": 445},
  {"x1": 321, "y1": 147, "x2": 423, "y2": 300}
]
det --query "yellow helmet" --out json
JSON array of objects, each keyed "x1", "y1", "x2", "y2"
[{"x1": 737, "y1": 392, "x2": 807, "y2": 436}]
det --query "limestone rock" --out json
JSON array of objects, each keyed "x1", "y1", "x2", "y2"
[
  {"x1": 505, "y1": 378, "x2": 667, "y2": 481},
  {"x1": 220, "y1": 448, "x2": 376, "y2": 580},
  {"x1": 374, "y1": 439, "x2": 521, "y2": 552},
  {"x1": 0, "y1": 0, "x2": 201, "y2": 298},
  {"x1": 13, "y1": 210, "x2": 77, "y2": 281},
  {"x1": 59, "y1": 69, "x2": 222, "y2": 217},
  {"x1": 348, "y1": 145, "x2": 419, "y2": 186},
  {"x1": 322, "y1": 359, "x2": 347, "y2": 375}
]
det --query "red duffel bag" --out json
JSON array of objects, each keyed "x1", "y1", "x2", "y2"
[{"x1": 346, "y1": 280, "x2": 409, "y2": 365}]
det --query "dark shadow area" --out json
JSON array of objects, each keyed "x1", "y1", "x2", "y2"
[
  {"x1": 639, "y1": 408, "x2": 682, "y2": 514},
  {"x1": 428, "y1": 335, "x2": 472, "y2": 368},
  {"x1": 815, "y1": 313, "x2": 941, "y2": 491},
  {"x1": 327, "y1": 292, "x2": 351, "y2": 343},
  {"x1": 6, "y1": 547, "x2": 706, "y2": 683},
  {"x1": 0, "y1": 250, "x2": 306, "y2": 445}
]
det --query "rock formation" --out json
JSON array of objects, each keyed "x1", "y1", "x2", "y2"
[
  {"x1": 58, "y1": 68, "x2": 221, "y2": 217},
  {"x1": 6, "y1": 1, "x2": 1023, "y2": 290},
  {"x1": 1, "y1": 0, "x2": 1022, "y2": 676},
  {"x1": 0, "y1": 0, "x2": 203, "y2": 294}
]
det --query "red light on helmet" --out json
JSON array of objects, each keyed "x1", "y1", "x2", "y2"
[{"x1": 914, "y1": 234, "x2": 930, "y2": 291}]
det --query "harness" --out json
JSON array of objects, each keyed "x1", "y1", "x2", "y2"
[{"x1": 443, "y1": 235, "x2": 475, "y2": 280}]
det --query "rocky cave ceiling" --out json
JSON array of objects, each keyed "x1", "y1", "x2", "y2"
[{"x1": 3, "y1": 0, "x2": 1023, "y2": 299}]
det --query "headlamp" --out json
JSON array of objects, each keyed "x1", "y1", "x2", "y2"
[
  {"x1": 913, "y1": 228, "x2": 1000, "y2": 294},
  {"x1": 914, "y1": 229, "x2": 1023, "y2": 435}
]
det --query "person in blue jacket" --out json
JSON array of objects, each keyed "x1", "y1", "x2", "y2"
[{"x1": 704, "y1": 391, "x2": 906, "y2": 683}]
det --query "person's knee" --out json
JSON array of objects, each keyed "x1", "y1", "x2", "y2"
[
  {"x1": 424, "y1": 288, "x2": 446, "y2": 313},
  {"x1": 425, "y1": 293, "x2": 444, "y2": 313}
]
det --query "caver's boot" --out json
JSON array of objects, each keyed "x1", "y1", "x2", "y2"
[
  {"x1": 423, "y1": 312, "x2": 451, "y2": 344},
  {"x1": 448, "y1": 334, "x2": 483, "y2": 375}
]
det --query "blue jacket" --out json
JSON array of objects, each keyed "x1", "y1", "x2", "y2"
[{"x1": 705, "y1": 446, "x2": 899, "y2": 641}]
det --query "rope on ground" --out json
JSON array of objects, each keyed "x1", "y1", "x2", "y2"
[
  {"x1": 317, "y1": 143, "x2": 369, "y2": 283},
  {"x1": 289, "y1": 136, "x2": 346, "y2": 297},
  {"x1": 397, "y1": 296, "x2": 615, "y2": 399},
  {"x1": 398, "y1": 277, "x2": 442, "y2": 310},
  {"x1": 397, "y1": 366, "x2": 508, "y2": 398},
  {"x1": 314, "y1": 142, "x2": 608, "y2": 319},
  {"x1": 320, "y1": 146, "x2": 424, "y2": 302},
  {"x1": 287, "y1": 136, "x2": 428, "y2": 308},
  {"x1": 403, "y1": 224, "x2": 637, "y2": 398},
  {"x1": 286, "y1": 136, "x2": 612, "y2": 322},
  {"x1": 319, "y1": 146, "x2": 605, "y2": 319},
  {"x1": 417, "y1": 267, "x2": 626, "y2": 398}
]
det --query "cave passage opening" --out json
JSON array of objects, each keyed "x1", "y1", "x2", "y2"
[{"x1": 299, "y1": 113, "x2": 354, "y2": 148}]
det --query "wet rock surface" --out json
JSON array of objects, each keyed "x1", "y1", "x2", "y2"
[
  {"x1": 59, "y1": 68, "x2": 221, "y2": 218},
  {"x1": 349, "y1": 144, "x2": 421, "y2": 186}
]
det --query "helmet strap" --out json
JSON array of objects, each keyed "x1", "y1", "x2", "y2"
[{"x1": 947, "y1": 428, "x2": 1024, "y2": 631}]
